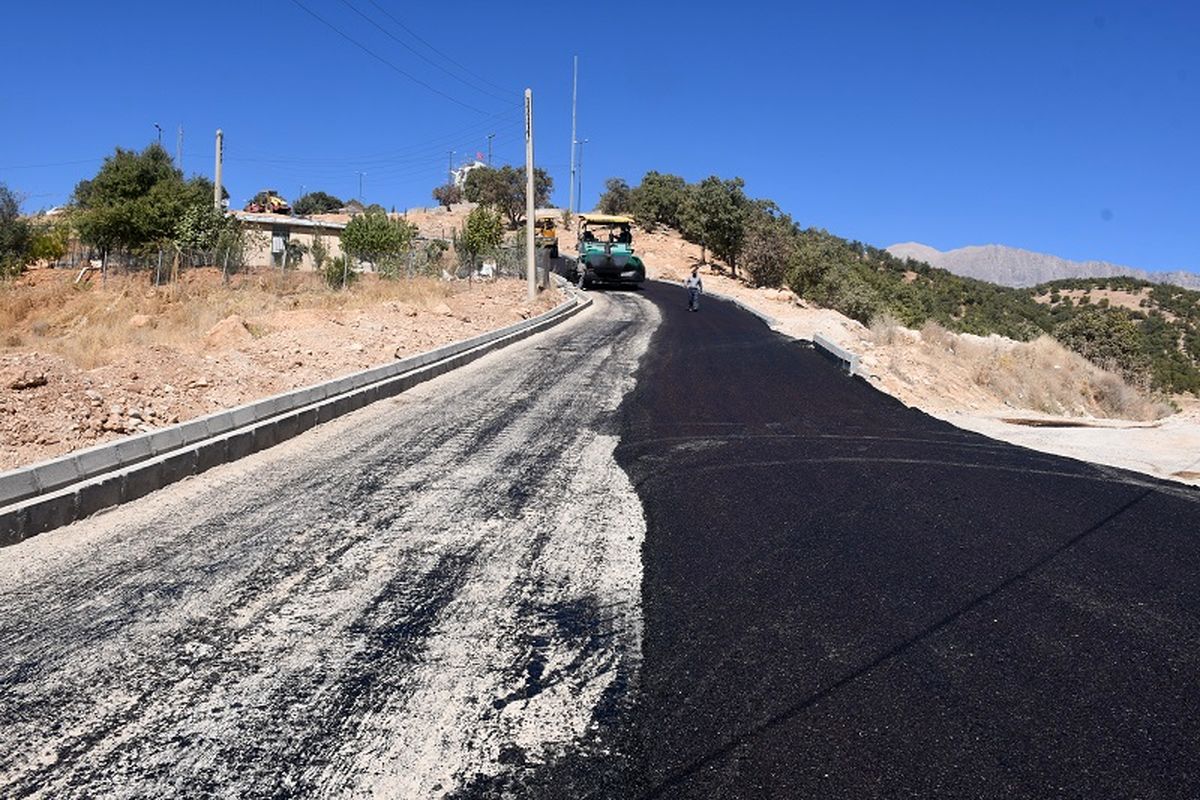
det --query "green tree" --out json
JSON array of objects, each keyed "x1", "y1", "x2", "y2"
[
  {"x1": 629, "y1": 171, "x2": 688, "y2": 231},
  {"x1": 0, "y1": 184, "x2": 33, "y2": 277},
  {"x1": 293, "y1": 191, "x2": 344, "y2": 216},
  {"x1": 741, "y1": 201, "x2": 795, "y2": 288},
  {"x1": 597, "y1": 178, "x2": 632, "y2": 215},
  {"x1": 173, "y1": 204, "x2": 225, "y2": 252},
  {"x1": 28, "y1": 217, "x2": 71, "y2": 265},
  {"x1": 462, "y1": 165, "x2": 553, "y2": 227},
  {"x1": 432, "y1": 182, "x2": 462, "y2": 210},
  {"x1": 679, "y1": 176, "x2": 749, "y2": 275},
  {"x1": 73, "y1": 143, "x2": 213, "y2": 257},
  {"x1": 1054, "y1": 310, "x2": 1148, "y2": 380},
  {"x1": 341, "y1": 209, "x2": 416, "y2": 268},
  {"x1": 458, "y1": 205, "x2": 503, "y2": 268}
]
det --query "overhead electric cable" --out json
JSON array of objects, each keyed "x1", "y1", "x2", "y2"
[
  {"x1": 337, "y1": 0, "x2": 514, "y2": 103},
  {"x1": 0, "y1": 157, "x2": 104, "y2": 170},
  {"x1": 287, "y1": 0, "x2": 491, "y2": 114},
  {"x1": 363, "y1": 0, "x2": 517, "y2": 96},
  {"x1": 224, "y1": 115, "x2": 521, "y2": 166}
]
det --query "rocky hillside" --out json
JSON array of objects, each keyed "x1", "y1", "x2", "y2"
[{"x1": 887, "y1": 242, "x2": 1200, "y2": 290}]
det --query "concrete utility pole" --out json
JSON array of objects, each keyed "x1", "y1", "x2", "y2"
[
  {"x1": 568, "y1": 55, "x2": 578, "y2": 214},
  {"x1": 524, "y1": 89, "x2": 536, "y2": 302},
  {"x1": 487, "y1": 133, "x2": 495, "y2": 166},
  {"x1": 176, "y1": 125, "x2": 184, "y2": 170},
  {"x1": 213, "y1": 129, "x2": 224, "y2": 210},
  {"x1": 357, "y1": 171, "x2": 365, "y2": 201},
  {"x1": 448, "y1": 150, "x2": 455, "y2": 182}
]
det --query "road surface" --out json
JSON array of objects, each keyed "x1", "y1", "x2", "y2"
[{"x1": 3, "y1": 282, "x2": 1199, "y2": 798}]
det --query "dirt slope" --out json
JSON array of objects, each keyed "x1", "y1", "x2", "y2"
[{"x1": 1, "y1": 268, "x2": 556, "y2": 471}]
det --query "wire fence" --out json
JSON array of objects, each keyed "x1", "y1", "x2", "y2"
[{"x1": 35, "y1": 233, "x2": 555, "y2": 288}]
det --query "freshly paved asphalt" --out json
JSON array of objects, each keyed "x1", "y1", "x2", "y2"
[{"x1": 605, "y1": 282, "x2": 1200, "y2": 799}]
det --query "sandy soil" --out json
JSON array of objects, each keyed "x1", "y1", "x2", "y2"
[{"x1": 1, "y1": 268, "x2": 557, "y2": 472}]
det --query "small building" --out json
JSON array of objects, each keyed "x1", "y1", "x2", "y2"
[{"x1": 233, "y1": 212, "x2": 346, "y2": 270}]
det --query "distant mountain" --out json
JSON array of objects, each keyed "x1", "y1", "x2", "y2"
[{"x1": 886, "y1": 242, "x2": 1200, "y2": 290}]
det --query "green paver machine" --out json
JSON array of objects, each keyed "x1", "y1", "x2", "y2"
[{"x1": 574, "y1": 214, "x2": 645, "y2": 288}]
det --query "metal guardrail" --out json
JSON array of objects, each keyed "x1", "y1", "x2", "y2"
[{"x1": 1, "y1": 291, "x2": 591, "y2": 546}]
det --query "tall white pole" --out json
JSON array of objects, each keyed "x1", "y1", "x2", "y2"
[
  {"x1": 525, "y1": 89, "x2": 536, "y2": 301},
  {"x1": 568, "y1": 56, "x2": 578, "y2": 215},
  {"x1": 213, "y1": 129, "x2": 224, "y2": 210}
]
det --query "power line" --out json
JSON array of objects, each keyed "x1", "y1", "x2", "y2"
[
  {"x1": 363, "y1": 0, "x2": 516, "y2": 97},
  {"x1": 224, "y1": 116, "x2": 521, "y2": 167},
  {"x1": 286, "y1": 0, "x2": 492, "y2": 114},
  {"x1": 0, "y1": 157, "x2": 104, "y2": 170},
  {"x1": 336, "y1": 0, "x2": 513, "y2": 104}
]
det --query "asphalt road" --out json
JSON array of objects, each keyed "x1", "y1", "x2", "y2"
[
  {"x1": 3, "y1": 282, "x2": 1200, "y2": 798},
  {"x1": 612, "y1": 283, "x2": 1200, "y2": 799}
]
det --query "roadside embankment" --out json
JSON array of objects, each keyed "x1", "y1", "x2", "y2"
[{"x1": 1, "y1": 269, "x2": 557, "y2": 471}]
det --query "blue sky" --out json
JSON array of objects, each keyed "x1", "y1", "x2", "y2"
[{"x1": 2, "y1": 1, "x2": 1197, "y2": 272}]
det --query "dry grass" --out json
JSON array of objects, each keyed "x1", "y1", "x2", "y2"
[
  {"x1": 868, "y1": 313, "x2": 903, "y2": 346},
  {"x1": 944, "y1": 332, "x2": 1171, "y2": 420},
  {"x1": 0, "y1": 268, "x2": 458, "y2": 369}
]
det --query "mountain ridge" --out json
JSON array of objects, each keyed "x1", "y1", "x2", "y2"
[{"x1": 886, "y1": 242, "x2": 1200, "y2": 290}]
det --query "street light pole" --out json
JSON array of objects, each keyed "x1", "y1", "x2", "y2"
[
  {"x1": 568, "y1": 55, "x2": 578, "y2": 214},
  {"x1": 154, "y1": 123, "x2": 162, "y2": 147},
  {"x1": 487, "y1": 133, "x2": 495, "y2": 166},
  {"x1": 576, "y1": 138, "x2": 588, "y2": 213}
]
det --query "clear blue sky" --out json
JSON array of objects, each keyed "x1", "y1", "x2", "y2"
[{"x1": 2, "y1": 1, "x2": 1197, "y2": 272}]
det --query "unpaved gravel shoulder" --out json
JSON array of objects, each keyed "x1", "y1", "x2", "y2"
[{"x1": 0, "y1": 291, "x2": 657, "y2": 798}]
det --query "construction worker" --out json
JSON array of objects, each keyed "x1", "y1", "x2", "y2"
[{"x1": 685, "y1": 267, "x2": 703, "y2": 311}]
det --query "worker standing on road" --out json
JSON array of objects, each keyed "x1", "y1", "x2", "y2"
[{"x1": 685, "y1": 267, "x2": 703, "y2": 312}]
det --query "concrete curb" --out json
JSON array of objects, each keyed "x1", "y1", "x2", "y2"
[
  {"x1": 0, "y1": 291, "x2": 592, "y2": 547},
  {"x1": 812, "y1": 333, "x2": 861, "y2": 374}
]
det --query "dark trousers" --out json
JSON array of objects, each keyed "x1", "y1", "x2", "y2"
[{"x1": 688, "y1": 288, "x2": 700, "y2": 310}]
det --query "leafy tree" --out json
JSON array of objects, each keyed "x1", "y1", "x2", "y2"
[
  {"x1": 28, "y1": 218, "x2": 71, "y2": 265},
  {"x1": 458, "y1": 205, "x2": 503, "y2": 268},
  {"x1": 432, "y1": 182, "x2": 462, "y2": 210},
  {"x1": 462, "y1": 165, "x2": 552, "y2": 227},
  {"x1": 741, "y1": 201, "x2": 795, "y2": 288},
  {"x1": 629, "y1": 171, "x2": 688, "y2": 231},
  {"x1": 0, "y1": 184, "x2": 33, "y2": 277},
  {"x1": 73, "y1": 143, "x2": 213, "y2": 256},
  {"x1": 341, "y1": 209, "x2": 416, "y2": 266},
  {"x1": 597, "y1": 178, "x2": 632, "y2": 215},
  {"x1": 293, "y1": 191, "x2": 343, "y2": 216},
  {"x1": 1054, "y1": 310, "x2": 1148, "y2": 381},
  {"x1": 679, "y1": 176, "x2": 749, "y2": 275},
  {"x1": 173, "y1": 204, "x2": 226, "y2": 252}
]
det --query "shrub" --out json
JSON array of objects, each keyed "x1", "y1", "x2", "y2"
[
  {"x1": 432, "y1": 183, "x2": 462, "y2": 210},
  {"x1": 869, "y1": 313, "x2": 903, "y2": 346},
  {"x1": 323, "y1": 255, "x2": 356, "y2": 289}
]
